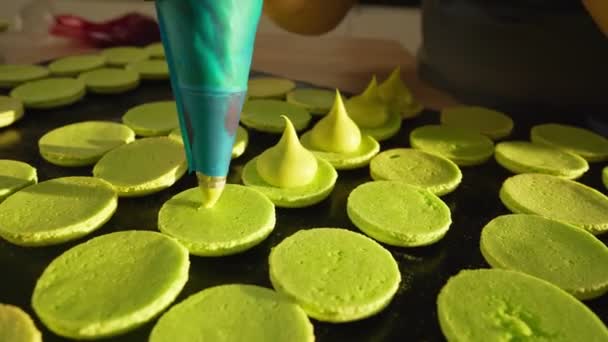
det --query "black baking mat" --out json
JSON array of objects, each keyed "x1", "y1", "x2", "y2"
[{"x1": 1, "y1": 76, "x2": 606, "y2": 342}]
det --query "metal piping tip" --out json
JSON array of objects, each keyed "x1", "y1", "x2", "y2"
[{"x1": 196, "y1": 172, "x2": 226, "y2": 209}]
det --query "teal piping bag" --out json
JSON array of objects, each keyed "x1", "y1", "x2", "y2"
[{"x1": 155, "y1": 0, "x2": 263, "y2": 207}]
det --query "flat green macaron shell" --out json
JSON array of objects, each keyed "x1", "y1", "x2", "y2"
[
  {"x1": 33, "y1": 230, "x2": 189, "y2": 339},
  {"x1": 101, "y1": 46, "x2": 149, "y2": 66},
  {"x1": 79, "y1": 68, "x2": 140, "y2": 94},
  {"x1": 241, "y1": 99, "x2": 311, "y2": 133},
  {"x1": 480, "y1": 214, "x2": 608, "y2": 300},
  {"x1": 169, "y1": 125, "x2": 248, "y2": 159},
  {"x1": 48, "y1": 55, "x2": 106, "y2": 76},
  {"x1": 531, "y1": 123, "x2": 608, "y2": 162},
  {"x1": 122, "y1": 101, "x2": 179, "y2": 136},
  {"x1": 39, "y1": 121, "x2": 135, "y2": 167},
  {"x1": 248, "y1": 77, "x2": 296, "y2": 99},
  {"x1": 145, "y1": 42, "x2": 165, "y2": 59},
  {"x1": 495, "y1": 141, "x2": 589, "y2": 179},
  {"x1": 300, "y1": 133, "x2": 380, "y2": 170},
  {"x1": 242, "y1": 157, "x2": 337, "y2": 208},
  {"x1": 126, "y1": 59, "x2": 170, "y2": 80},
  {"x1": 93, "y1": 137, "x2": 187, "y2": 197},
  {"x1": 150, "y1": 284, "x2": 314, "y2": 342},
  {"x1": 286, "y1": 88, "x2": 336, "y2": 115},
  {"x1": 410, "y1": 125, "x2": 495, "y2": 166},
  {"x1": 437, "y1": 269, "x2": 608, "y2": 342},
  {"x1": 0, "y1": 95, "x2": 25, "y2": 128},
  {"x1": 158, "y1": 185, "x2": 275, "y2": 256},
  {"x1": 270, "y1": 228, "x2": 401, "y2": 322},
  {"x1": 0, "y1": 159, "x2": 37, "y2": 202},
  {"x1": 348, "y1": 181, "x2": 451, "y2": 247},
  {"x1": 370, "y1": 148, "x2": 462, "y2": 196},
  {"x1": 0, "y1": 64, "x2": 49, "y2": 88},
  {"x1": 10, "y1": 78, "x2": 85, "y2": 109},
  {"x1": 0, "y1": 176, "x2": 117, "y2": 246},
  {"x1": 499, "y1": 173, "x2": 608, "y2": 235},
  {"x1": 0, "y1": 304, "x2": 42, "y2": 342},
  {"x1": 440, "y1": 106, "x2": 514, "y2": 140}
]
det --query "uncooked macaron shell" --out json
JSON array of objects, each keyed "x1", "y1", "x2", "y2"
[
  {"x1": 0, "y1": 176, "x2": 117, "y2": 246},
  {"x1": 241, "y1": 99, "x2": 311, "y2": 133},
  {"x1": 531, "y1": 123, "x2": 608, "y2": 162},
  {"x1": 10, "y1": 78, "x2": 85, "y2": 109},
  {"x1": 495, "y1": 141, "x2": 589, "y2": 179},
  {"x1": 0, "y1": 64, "x2": 49, "y2": 89},
  {"x1": 370, "y1": 148, "x2": 462, "y2": 196},
  {"x1": 158, "y1": 185, "x2": 275, "y2": 256},
  {"x1": 480, "y1": 214, "x2": 608, "y2": 300},
  {"x1": 0, "y1": 304, "x2": 42, "y2": 342},
  {"x1": 437, "y1": 269, "x2": 608, "y2": 342},
  {"x1": 48, "y1": 55, "x2": 106, "y2": 77},
  {"x1": 93, "y1": 137, "x2": 187, "y2": 197},
  {"x1": 440, "y1": 106, "x2": 514, "y2": 140},
  {"x1": 39, "y1": 121, "x2": 135, "y2": 167},
  {"x1": 101, "y1": 46, "x2": 149, "y2": 66},
  {"x1": 0, "y1": 159, "x2": 37, "y2": 202},
  {"x1": 0, "y1": 96, "x2": 24, "y2": 128},
  {"x1": 248, "y1": 77, "x2": 296, "y2": 99},
  {"x1": 499, "y1": 173, "x2": 608, "y2": 235},
  {"x1": 286, "y1": 88, "x2": 336, "y2": 115},
  {"x1": 126, "y1": 59, "x2": 169, "y2": 80},
  {"x1": 32, "y1": 230, "x2": 189, "y2": 340},
  {"x1": 145, "y1": 42, "x2": 165, "y2": 59},
  {"x1": 149, "y1": 284, "x2": 314, "y2": 342},
  {"x1": 410, "y1": 125, "x2": 495, "y2": 166},
  {"x1": 270, "y1": 228, "x2": 401, "y2": 323},
  {"x1": 79, "y1": 68, "x2": 140, "y2": 94},
  {"x1": 169, "y1": 125, "x2": 248, "y2": 159},
  {"x1": 122, "y1": 101, "x2": 179, "y2": 136}
]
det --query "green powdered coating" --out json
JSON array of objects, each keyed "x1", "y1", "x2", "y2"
[
  {"x1": 101, "y1": 47, "x2": 149, "y2": 66},
  {"x1": 410, "y1": 125, "x2": 494, "y2": 166},
  {"x1": 300, "y1": 132, "x2": 380, "y2": 170},
  {"x1": 241, "y1": 100, "x2": 311, "y2": 133},
  {"x1": 145, "y1": 42, "x2": 165, "y2": 59},
  {"x1": 158, "y1": 185, "x2": 275, "y2": 256},
  {"x1": 0, "y1": 95, "x2": 24, "y2": 128},
  {"x1": 10, "y1": 78, "x2": 85, "y2": 109},
  {"x1": 38, "y1": 121, "x2": 135, "y2": 167},
  {"x1": 248, "y1": 77, "x2": 296, "y2": 99},
  {"x1": 0, "y1": 159, "x2": 37, "y2": 202},
  {"x1": 93, "y1": 137, "x2": 187, "y2": 197},
  {"x1": 531, "y1": 123, "x2": 608, "y2": 162},
  {"x1": 499, "y1": 173, "x2": 608, "y2": 235},
  {"x1": 169, "y1": 125, "x2": 248, "y2": 159},
  {"x1": 32, "y1": 231, "x2": 189, "y2": 339},
  {"x1": 0, "y1": 177, "x2": 117, "y2": 246},
  {"x1": 126, "y1": 59, "x2": 169, "y2": 80},
  {"x1": 0, "y1": 64, "x2": 49, "y2": 88},
  {"x1": 437, "y1": 269, "x2": 608, "y2": 342},
  {"x1": 269, "y1": 228, "x2": 401, "y2": 322},
  {"x1": 48, "y1": 55, "x2": 106, "y2": 76},
  {"x1": 480, "y1": 214, "x2": 608, "y2": 300},
  {"x1": 370, "y1": 148, "x2": 462, "y2": 196},
  {"x1": 495, "y1": 141, "x2": 589, "y2": 179},
  {"x1": 122, "y1": 101, "x2": 179, "y2": 136},
  {"x1": 150, "y1": 284, "x2": 314, "y2": 342},
  {"x1": 347, "y1": 181, "x2": 451, "y2": 247},
  {"x1": 0, "y1": 304, "x2": 42, "y2": 342},
  {"x1": 78, "y1": 68, "x2": 140, "y2": 94},
  {"x1": 440, "y1": 106, "x2": 514, "y2": 140},
  {"x1": 286, "y1": 88, "x2": 336, "y2": 115},
  {"x1": 242, "y1": 157, "x2": 337, "y2": 208}
]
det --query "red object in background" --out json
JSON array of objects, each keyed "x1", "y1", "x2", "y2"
[{"x1": 50, "y1": 12, "x2": 160, "y2": 47}]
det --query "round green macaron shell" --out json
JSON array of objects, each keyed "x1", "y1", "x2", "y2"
[
  {"x1": 241, "y1": 99, "x2": 311, "y2": 133},
  {"x1": 531, "y1": 123, "x2": 608, "y2": 162},
  {"x1": 410, "y1": 125, "x2": 495, "y2": 166},
  {"x1": 150, "y1": 284, "x2": 314, "y2": 342},
  {"x1": 169, "y1": 125, "x2": 248, "y2": 159},
  {"x1": 300, "y1": 133, "x2": 380, "y2": 170},
  {"x1": 348, "y1": 181, "x2": 451, "y2": 247},
  {"x1": 32, "y1": 230, "x2": 189, "y2": 340},
  {"x1": 122, "y1": 101, "x2": 179, "y2": 136},
  {"x1": 0, "y1": 159, "x2": 37, "y2": 202},
  {"x1": 242, "y1": 156, "x2": 337, "y2": 208},
  {"x1": 440, "y1": 106, "x2": 514, "y2": 140},
  {"x1": 0, "y1": 64, "x2": 49, "y2": 88},
  {"x1": 499, "y1": 173, "x2": 608, "y2": 235},
  {"x1": 603, "y1": 166, "x2": 608, "y2": 190},
  {"x1": 126, "y1": 59, "x2": 169, "y2": 80},
  {"x1": 93, "y1": 137, "x2": 187, "y2": 197},
  {"x1": 269, "y1": 228, "x2": 401, "y2": 323},
  {"x1": 48, "y1": 55, "x2": 106, "y2": 77},
  {"x1": 145, "y1": 42, "x2": 165, "y2": 59},
  {"x1": 248, "y1": 77, "x2": 296, "y2": 99},
  {"x1": 0, "y1": 304, "x2": 42, "y2": 342},
  {"x1": 0, "y1": 176, "x2": 117, "y2": 246},
  {"x1": 495, "y1": 141, "x2": 589, "y2": 179},
  {"x1": 38, "y1": 121, "x2": 135, "y2": 167},
  {"x1": 437, "y1": 269, "x2": 608, "y2": 342},
  {"x1": 101, "y1": 46, "x2": 149, "y2": 67},
  {"x1": 158, "y1": 185, "x2": 275, "y2": 256},
  {"x1": 10, "y1": 78, "x2": 85, "y2": 109},
  {"x1": 79, "y1": 67, "x2": 140, "y2": 94},
  {"x1": 0, "y1": 95, "x2": 25, "y2": 128},
  {"x1": 286, "y1": 88, "x2": 336, "y2": 115},
  {"x1": 370, "y1": 148, "x2": 462, "y2": 196},
  {"x1": 357, "y1": 110, "x2": 402, "y2": 142},
  {"x1": 480, "y1": 214, "x2": 608, "y2": 300}
]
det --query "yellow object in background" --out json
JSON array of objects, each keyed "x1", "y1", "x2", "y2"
[{"x1": 583, "y1": 0, "x2": 608, "y2": 37}]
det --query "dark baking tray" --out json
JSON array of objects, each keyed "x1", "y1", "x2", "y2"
[{"x1": 1, "y1": 76, "x2": 607, "y2": 342}]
